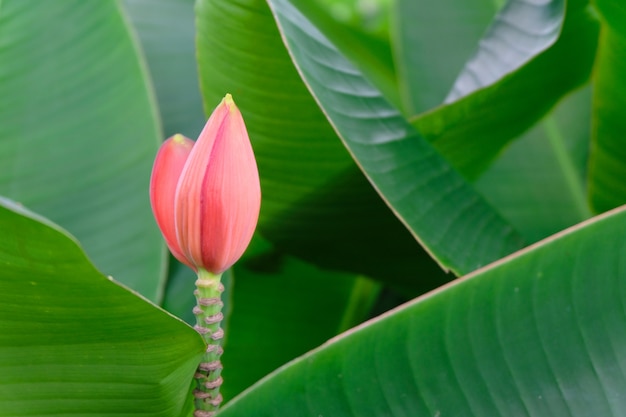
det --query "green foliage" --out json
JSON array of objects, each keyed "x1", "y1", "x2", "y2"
[{"x1": 1, "y1": 0, "x2": 626, "y2": 415}]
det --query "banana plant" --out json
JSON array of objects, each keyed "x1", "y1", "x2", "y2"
[{"x1": 1, "y1": 0, "x2": 625, "y2": 416}]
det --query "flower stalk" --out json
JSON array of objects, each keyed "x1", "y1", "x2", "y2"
[{"x1": 192, "y1": 269, "x2": 225, "y2": 416}]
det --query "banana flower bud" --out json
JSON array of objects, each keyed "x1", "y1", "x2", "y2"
[{"x1": 150, "y1": 94, "x2": 261, "y2": 274}]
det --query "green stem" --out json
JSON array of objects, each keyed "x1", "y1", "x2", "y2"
[{"x1": 192, "y1": 269, "x2": 224, "y2": 417}]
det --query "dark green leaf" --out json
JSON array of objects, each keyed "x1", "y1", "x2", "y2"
[{"x1": 218, "y1": 205, "x2": 626, "y2": 417}]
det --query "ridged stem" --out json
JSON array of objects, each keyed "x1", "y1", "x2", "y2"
[{"x1": 192, "y1": 268, "x2": 224, "y2": 417}]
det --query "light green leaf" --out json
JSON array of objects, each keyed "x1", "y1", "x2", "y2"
[
  {"x1": 0, "y1": 197, "x2": 204, "y2": 417},
  {"x1": 0, "y1": 0, "x2": 164, "y2": 300},
  {"x1": 588, "y1": 0, "x2": 626, "y2": 212},
  {"x1": 218, "y1": 205, "x2": 626, "y2": 417},
  {"x1": 266, "y1": 0, "x2": 526, "y2": 274}
]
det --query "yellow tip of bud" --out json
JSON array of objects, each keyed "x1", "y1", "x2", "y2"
[
  {"x1": 223, "y1": 93, "x2": 236, "y2": 113},
  {"x1": 172, "y1": 133, "x2": 189, "y2": 145}
]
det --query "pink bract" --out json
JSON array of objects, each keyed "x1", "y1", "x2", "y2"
[{"x1": 150, "y1": 94, "x2": 261, "y2": 274}]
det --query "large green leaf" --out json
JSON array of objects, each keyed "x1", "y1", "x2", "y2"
[
  {"x1": 392, "y1": 0, "x2": 497, "y2": 114},
  {"x1": 121, "y1": 0, "x2": 206, "y2": 138},
  {"x1": 413, "y1": 0, "x2": 598, "y2": 179},
  {"x1": 588, "y1": 0, "x2": 626, "y2": 212},
  {"x1": 218, "y1": 204, "x2": 626, "y2": 417},
  {"x1": 266, "y1": 0, "x2": 526, "y2": 275},
  {"x1": 0, "y1": 0, "x2": 164, "y2": 300},
  {"x1": 0, "y1": 198, "x2": 204, "y2": 417},
  {"x1": 195, "y1": 0, "x2": 451, "y2": 289}
]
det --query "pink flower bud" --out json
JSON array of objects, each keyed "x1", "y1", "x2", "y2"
[
  {"x1": 150, "y1": 134, "x2": 195, "y2": 269},
  {"x1": 150, "y1": 94, "x2": 261, "y2": 274}
]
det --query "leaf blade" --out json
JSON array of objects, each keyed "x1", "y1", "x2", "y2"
[
  {"x1": 218, "y1": 205, "x2": 626, "y2": 417},
  {"x1": 0, "y1": 198, "x2": 204, "y2": 417}
]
